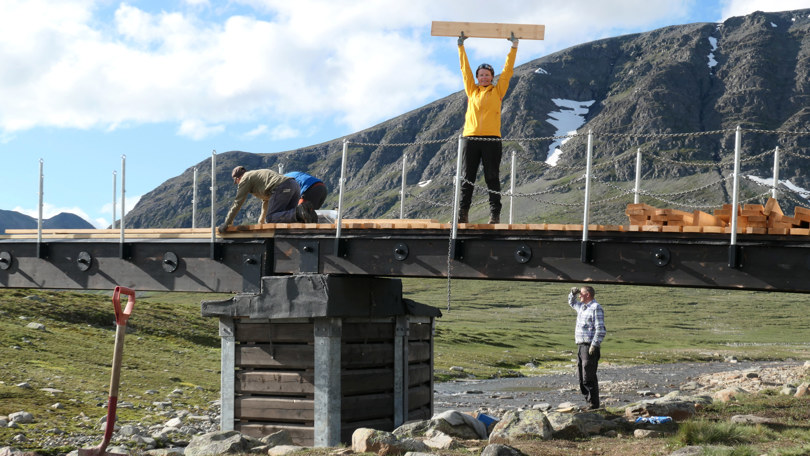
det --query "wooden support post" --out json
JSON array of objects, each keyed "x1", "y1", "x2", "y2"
[
  {"x1": 219, "y1": 318, "x2": 235, "y2": 431},
  {"x1": 431, "y1": 21, "x2": 545, "y2": 40},
  {"x1": 314, "y1": 317, "x2": 342, "y2": 447}
]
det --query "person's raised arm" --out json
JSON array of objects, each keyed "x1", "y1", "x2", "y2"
[{"x1": 458, "y1": 33, "x2": 476, "y2": 95}]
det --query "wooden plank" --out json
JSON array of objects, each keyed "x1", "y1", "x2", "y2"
[
  {"x1": 702, "y1": 226, "x2": 725, "y2": 233},
  {"x1": 764, "y1": 197, "x2": 783, "y2": 217},
  {"x1": 342, "y1": 393, "x2": 394, "y2": 421},
  {"x1": 237, "y1": 344, "x2": 314, "y2": 369},
  {"x1": 431, "y1": 20, "x2": 545, "y2": 40},
  {"x1": 238, "y1": 423, "x2": 314, "y2": 446},
  {"x1": 409, "y1": 323, "x2": 432, "y2": 341},
  {"x1": 237, "y1": 371, "x2": 314, "y2": 395},
  {"x1": 662, "y1": 226, "x2": 683, "y2": 233},
  {"x1": 343, "y1": 322, "x2": 395, "y2": 342},
  {"x1": 342, "y1": 343, "x2": 394, "y2": 368},
  {"x1": 794, "y1": 206, "x2": 810, "y2": 223},
  {"x1": 236, "y1": 397, "x2": 314, "y2": 421},
  {"x1": 343, "y1": 368, "x2": 393, "y2": 395},
  {"x1": 408, "y1": 341, "x2": 431, "y2": 363},
  {"x1": 790, "y1": 228, "x2": 810, "y2": 235},
  {"x1": 236, "y1": 322, "x2": 314, "y2": 343},
  {"x1": 682, "y1": 226, "x2": 703, "y2": 233},
  {"x1": 408, "y1": 385, "x2": 432, "y2": 409},
  {"x1": 409, "y1": 364, "x2": 432, "y2": 387}
]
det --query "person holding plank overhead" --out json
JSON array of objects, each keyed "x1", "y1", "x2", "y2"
[{"x1": 457, "y1": 30, "x2": 517, "y2": 224}]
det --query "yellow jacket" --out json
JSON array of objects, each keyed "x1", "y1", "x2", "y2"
[{"x1": 459, "y1": 45, "x2": 517, "y2": 137}]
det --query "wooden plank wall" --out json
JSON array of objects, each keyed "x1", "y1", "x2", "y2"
[{"x1": 232, "y1": 317, "x2": 434, "y2": 446}]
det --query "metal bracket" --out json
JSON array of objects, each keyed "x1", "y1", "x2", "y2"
[
  {"x1": 162, "y1": 251, "x2": 179, "y2": 273},
  {"x1": 77, "y1": 251, "x2": 93, "y2": 272},
  {"x1": 514, "y1": 244, "x2": 532, "y2": 263},
  {"x1": 0, "y1": 251, "x2": 11, "y2": 270},
  {"x1": 119, "y1": 243, "x2": 133, "y2": 261},
  {"x1": 394, "y1": 243, "x2": 409, "y2": 261},
  {"x1": 652, "y1": 247, "x2": 671, "y2": 267},
  {"x1": 450, "y1": 239, "x2": 465, "y2": 260},
  {"x1": 580, "y1": 240, "x2": 593, "y2": 263},
  {"x1": 334, "y1": 238, "x2": 349, "y2": 258},
  {"x1": 37, "y1": 243, "x2": 50, "y2": 260},
  {"x1": 300, "y1": 240, "x2": 320, "y2": 273},
  {"x1": 728, "y1": 245, "x2": 742, "y2": 269}
]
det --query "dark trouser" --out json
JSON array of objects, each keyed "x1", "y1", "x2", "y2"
[
  {"x1": 266, "y1": 179, "x2": 301, "y2": 223},
  {"x1": 459, "y1": 137, "x2": 502, "y2": 213},
  {"x1": 301, "y1": 182, "x2": 328, "y2": 210},
  {"x1": 577, "y1": 343, "x2": 600, "y2": 408}
]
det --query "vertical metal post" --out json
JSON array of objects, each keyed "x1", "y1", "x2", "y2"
[
  {"x1": 581, "y1": 131, "x2": 593, "y2": 263},
  {"x1": 771, "y1": 146, "x2": 780, "y2": 199},
  {"x1": 450, "y1": 136, "x2": 464, "y2": 259},
  {"x1": 334, "y1": 140, "x2": 348, "y2": 256},
  {"x1": 314, "y1": 317, "x2": 342, "y2": 447},
  {"x1": 119, "y1": 155, "x2": 126, "y2": 258},
  {"x1": 219, "y1": 318, "x2": 235, "y2": 431},
  {"x1": 729, "y1": 126, "x2": 742, "y2": 268},
  {"x1": 37, "y1": 159, "x2": 43, "y2": 257},
  {"x1": 393, "y1": 315, "x2": 409, "y2": 427},
  {"x1": 509, "y1": 150, "x2": 516, "y2": 224},
  {"x1": 634, "y1": 148, "x2": 642, "y2": 204},
  {"x1": 400, "y1": 152, "x2": 407, "y2": 219},
  {"x1": 192, "y1": 167, "x2": 198, "y2": 229},
  {"x1": 112, "y1": 171, "x2": 117, "y2": 229},
  {"x1": 210, "y1": 150, "x2": 217, "y2": 259}
]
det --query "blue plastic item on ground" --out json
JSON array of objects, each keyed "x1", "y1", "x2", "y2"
[
  {"x1": 477, "y1": 413, "x2": 499, "y2": 427},
  {"x1": 635, "y1": 416, "x2": 673, "y2": 424}
]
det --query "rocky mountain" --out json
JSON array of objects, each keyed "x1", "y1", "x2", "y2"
[
  {"x1": 0, "y1": 209, "x2": 94, "y2": 233},
  {"x1": 126, "y1": 9, "x2": 810, "y2": 227}
]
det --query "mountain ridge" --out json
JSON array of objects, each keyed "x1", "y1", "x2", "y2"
[{"x1": 119, "y1": 8, "x2": 810, "y2": 227}]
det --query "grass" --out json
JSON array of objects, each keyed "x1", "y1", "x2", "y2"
[{"x1": 1, "y1": 281, "x2": 810, "y2": 453}]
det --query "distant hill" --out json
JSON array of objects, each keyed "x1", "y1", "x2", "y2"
[
  {"x1": 0, "y1": 209, "x2": 94, "y2": 233},
  {"x1": 125, "y1": 8, "x2": 810, "y2": 227}
]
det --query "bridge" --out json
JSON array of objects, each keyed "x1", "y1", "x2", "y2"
[{"x1": 1, "y1": 220, "x2": 809, "y2": 293}]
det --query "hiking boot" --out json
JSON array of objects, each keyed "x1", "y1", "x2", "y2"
[
  {"x1": 296, "y1": 201, "x2": 318, "y2": 223},
  {"x1": 457, "y1": 209, "x2": 469, "y2": 224},
  {"x1": 488, "y1": 211, "x2": 500, "y2": 224}
]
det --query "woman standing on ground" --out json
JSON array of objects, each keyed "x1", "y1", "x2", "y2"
[{"x1": 457, "y1": 32, "x2": 518, "y2": 224}]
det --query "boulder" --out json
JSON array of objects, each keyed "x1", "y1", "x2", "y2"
[
  {"x1": 634, "y1": 429, "x2": 663, "y2": 438},
  {"x1": 260, "y1": 429, "x2": 293, "y2": 447},
  {"x1": 625, "y1": 399, "x2": 696, "y2": 421},
  {"x1": 7, "y1": 412, "x2": 33, "y2": 424},
  {"x1": 545, "y1": 411, "x2": 608, "y2": 439},
  {"x1": 267, "y1": 446, "x2": 307, "y2": 456},
  {"x1": 794, "y1": 382, "x2": 809, "y2": 398},
  {"x1": 480, "y1": 443, "x2": 528, "y2": 456},
  {"x1": 713, "y1": 386, "x2": 747, "y2": 403},
  {"x1": 730, "y1": 414, "x2": 777, "y2": 425},
  {"x1": 352, "y1": 428, "x2": 428, "y2": 456},
  {"x1": 488, "y1": 410, "x2": 552, "y2": 444},
  {"x1": 394, "y1": 410, "x2": 486, "y2": 440},
  {"x1": 423, "y1": 430, "x2": 459, "y2": 450},
  {"x1": 184, "y1": 430, "x2": 262, "y2": 456}
]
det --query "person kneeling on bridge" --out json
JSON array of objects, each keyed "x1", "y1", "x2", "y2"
[
  {"x1": 285, "y1": 171, "x2": 328, "y2": 210},
  {"x1": 218, "y1": 166, "x2": 318, "y2": 233}
]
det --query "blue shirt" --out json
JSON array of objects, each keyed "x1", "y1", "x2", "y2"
[
  {"x1": 284, "y1": 172, "x2": 322, "y2": 194},
  {"x1": 568, "y1": 292, "x2": 606, "y2": 347}
]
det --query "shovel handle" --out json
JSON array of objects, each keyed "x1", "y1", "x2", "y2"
[{"x1": 112, "y1": 286, "x2": 135, "y2": 326}]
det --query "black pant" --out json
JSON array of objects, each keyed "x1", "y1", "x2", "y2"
[
  {"x1": 577, "y1": 343, "x2": 600, "y2": 408},
  {"x1": 302, "y1": 182, "x2": 328, "y2": 210},
  {"x1": 459, "y1": 137, "x2": 502, "y2": 212}
]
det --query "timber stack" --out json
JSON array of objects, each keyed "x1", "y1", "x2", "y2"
[{"x1": 626, "y1": 198, "x2": 810, "y2": 235}]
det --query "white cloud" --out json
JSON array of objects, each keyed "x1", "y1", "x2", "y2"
[
  {"x1": 12, "y1": 202, "x2": 94, "y2": 224},
  {"x1": 1, "y1": 0, "x2": 799, "y2": 140},
  {"x1": 178, "y1": 120, "x2": 226, "y2": 140},
  {"x1": 720, "y1": 0, "x2": 810, "y2": 20}
]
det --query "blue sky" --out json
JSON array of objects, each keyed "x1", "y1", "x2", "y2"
[{"x1": 1, "y1": 0, "x2": 807, "y2": 228}]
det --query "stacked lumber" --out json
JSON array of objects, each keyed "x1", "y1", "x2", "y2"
[{"x1": 626, "y1": 198, "x2": 810, "y2": 234}]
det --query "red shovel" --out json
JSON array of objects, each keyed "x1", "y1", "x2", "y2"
[{"x1": 79, "y1": 286, "x2": 135, "y2": 456}]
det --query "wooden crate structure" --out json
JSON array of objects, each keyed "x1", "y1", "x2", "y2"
[{"x1": 202, "y1": 275, "x2": 439, "y2": 447}]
